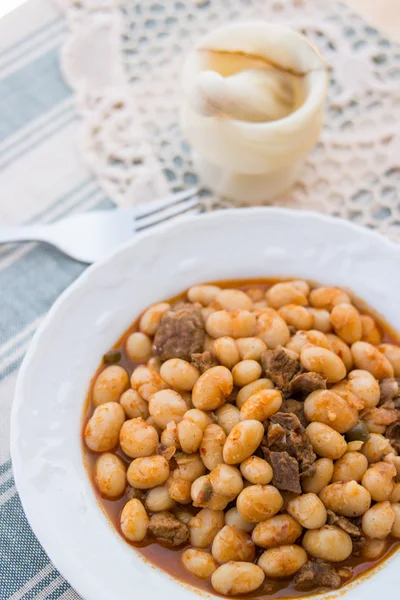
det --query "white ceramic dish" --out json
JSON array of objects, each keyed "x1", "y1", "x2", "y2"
[{"x1": 11, "y1": 208, "x2": 400, "y2": 600}]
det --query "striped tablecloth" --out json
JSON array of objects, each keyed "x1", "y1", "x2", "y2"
[{"x1": 0, "y1": 1, "x2": 106, "y2": 597}]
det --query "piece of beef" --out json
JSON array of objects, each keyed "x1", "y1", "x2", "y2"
[
  {"x1": 326, "y1": 510, "x2": 361, "y2": 537},
  {"x1": 351, "y1": 535, "x2": 367, "y2": 557},
  {"x1": 386, "y1": 418, "x2": 400, "y2": 453},
  {"x1": 153, "y1": 305, "x2": 205, "y2": 361},
  {"x1": 191, "y1": 350, "x2": 219, "y2": 373},
  {"x1": 289, "y1": 372, "x2": 327, "y2": 398},
  {"x1": 280, "y1": 399, "x2": 307, "y2": 427},
  {"x1": 126, "y1": 486, "x2": 145, "y2": 501},
  {"x1": 265, "y1": 449, "x2": 301, "y2": 493},
  {"x1": 148, "y1": 512, "x2": 189, "y2": 546},
  {"x1": 263, "y1": 412, "x2": 316, "y2": 476},
  {"x1": 261, "y1": 346, "x2": 302, "y2": 392},
  {"x1": 294, "y1": 561, "x2": 341, "y2": 590},
  {"x1": 379, "y1": 378, "x2": 399, "y2": 405}
]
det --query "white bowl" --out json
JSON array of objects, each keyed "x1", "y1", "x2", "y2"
[{"x1": 11, "y1": 208, "x2": 400, "y2": 600}]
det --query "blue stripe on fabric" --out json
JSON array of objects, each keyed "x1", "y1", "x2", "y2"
[
  {"x1": 0, "y1": 112, "x2": 77, "y2": 170},
  {"x1": 0, "y1": 476, "x2": 14, "y2": 495},
  {"x1": 0, "y1": 48, "x2": 72, "y2": 140},
  {"x1": 0, "y1": 488, "x2": 62, "y2": 599},
  {"x1": 0, "y1": 460, "x2": 12, "y2": 476},
  {"x1": 0, "y1": 103, "x2": 73, "y2": 160},
  {"x1": 0, "y1": 16, "x2": 63, "y2": 60},
  {"x1": 0, "y1": 198, "x2": 113, "y2": 363}
]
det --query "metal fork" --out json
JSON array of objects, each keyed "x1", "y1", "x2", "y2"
[{"x1": 0, "y1": 188, "x2": 200, "y2": 263}]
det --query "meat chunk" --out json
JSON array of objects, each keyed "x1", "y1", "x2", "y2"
[
  {"x1": 294, "y1": 561, "x2": 341, "y2": 590},
  {"x1": 280, "y1": 399, "x2": 307, "y2": 427},
  {"x1": 153, "y1": 305, "x2": 205, "y2": 361},
  {"x1": 380, "y1": 378, "x2": 399, "y2": 405},
  {"x1": 148, "y1": 512, "x2": 189, "y2": 546},
  {"x1": 263, "y1": 412, "x2": 316, "y2": 476},
  {"x1": 326, "y1": 510, "x2": 361, "y2": 537},
  {"x1": 289, "y1": 372, "x2": 327, "y2": 397},
  {"x1": 386, "y1": 418, "x2": 400, "y2": 453},
  {"x1": 265, "y1": 449, "x2": 301, "y2": 493},
  {"x1": 191, "y1": 350, "x2": 219, "y2": 373},
  {"x1": 261, "y1": 347, "x2": 302, "y2": 392}
]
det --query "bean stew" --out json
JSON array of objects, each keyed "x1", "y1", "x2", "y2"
[{"x1": 82, "y1": 279, "x2": 400, "y2": 597}]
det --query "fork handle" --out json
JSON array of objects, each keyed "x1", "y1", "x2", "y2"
[{"x1": 0, "y1": 225, "x2": 49, "y2": 244}]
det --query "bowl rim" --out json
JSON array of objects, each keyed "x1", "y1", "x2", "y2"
[{"x1": 10, "y1": 206, "x2": 400, "y2": 600}]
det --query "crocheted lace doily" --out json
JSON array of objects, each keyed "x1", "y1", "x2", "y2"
[{"x1": 58, "y1": 0, "x2": 400, "y2": 240}]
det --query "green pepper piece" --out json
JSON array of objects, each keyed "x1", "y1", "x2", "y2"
[
  {"x1": 103, "y1": 349, "x2": 122, "y2": 364},
  {"x1": 345, "y1": 421, "x2": 371, "y2": 443}
]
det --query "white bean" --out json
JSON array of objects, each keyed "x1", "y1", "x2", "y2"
[
  {"x1": 213, "y1": 337, "x2": 240, "y2": 368},
  {"x1": 240, "y1": 389, "x2": 282, "y2": 422},
  {"x1": 223, "y1": 420, "x2": 264, "y2": 464},
  {"x1": 189, "y1": 508, "x2": 225, "y2": 548},
  {"x1": 302, "y1": 525, "x2": 352, "y2": 561},
  {"x1": 209, "y1": 464, "x2": 243, "y2": 500},
  {"x1": 240, "y1": 456, "x2": 273, "y2": 485},
  {"x1": 378, "y1": 343, "x2": 400, "y2": 377},
  {"x1": 332, "y1": 452, "x2": 368, "y2": 482},
  {"x1": 326, "y1": 334, "x2": 353, "y2": 371},
  {"x1": 187, "y1": 285, "x2": 221, "y2": 306},
  {"x1": 361, "y1": 462, "x2": 396, "y2": 501},
  {"x1": 148, "y1": 389, "x2": 187, "y2": 429},
  {"x1": 191, "y1": 476, "x2": 229, "y2": 510},
  {"x1": 252, "y1": 515, "x2": 302, "y2": 548},
  {"x1": 145, "y1": 485, "x2": 175, "y2": 512},
  {"x1": 92, "y1": 365, "x2": 129, "y2": 407},
  {"x1": 174, "y1": 452, "x2": 206, "y2": 482},
  {"x1": 120, "y1": 389, "x2": 149, "y2": 419},
  {"x1": 211, "y1": 562, "x2": 265, "y2": 596},
  {"x1": 302, "y1": 458, "x2": 334, "y2": 494},
  {"x1": 304, "y1": 389, "x2": 358, "y2": 433},
  {"x1": 287, "y1": 493, "x2": 327, "y2": 529},
  {"x1": 236, "y1": 337, "x2": 267, "y2": 361},
  {"x1": 192, "y1": 366, "x2": 233, "y2": 410},
  {"x1": 139, "y1": 302, "x2": 170, "y2": 335},
  {"x1": 300, "y1": 346, "x2": 346, "y2": 383},
  {"x1": 236, "y1": 485, "x2": 283, "y2": 522},
  {"x1": 225, "y1": 507, "x2": 255, "y2": 533},
  {"x1": 348, "y1": 369, "x2": 380, "y2": 409},
  {"x1": 94, "y1": 453, "x2": 126, "y2": 498},
  {"x1": 266, "y1": 282, "x2": 308, "y2": 309},
  {"x1": 127, "y1": 455, "x2": 169, "y2": 489},
  {"x1": 309, "y1": 287, "x2": 351, "y2": 310},
  {"x1": 232, "y1": 360, "x2": 262, "y2": 387},
  {"x1": 236, "y1": 378, "x2": 274, "y2": 409},
  {"x1": 362, "y1": 501, "x2": 395, "y2": 539},
  {"x1": 330, "y1": 303, "x2": 362, "y2": 344},
  {"x1": 361, "y1": 433, "x2": 394, "y2": 463},
  {"x1": 215, "y1": 289, "x2": 254, "y2": 311},
  {"x1": 182, "y1": 548, "x2": 217, "y2": 579},
  {"x1": 84, "y1": 402, "x2": 125, "y2": 452},
  {"x1": 126, "y1": 332, "x2": 152, "y2": 361},
  {"x1": 392, "y1": 503, "x2": 400, "y2": 538},
  {"x1": 120, "y1": 499, "x2": 148, "y2": 542},
  {"x1": 258, "y1": 545, "x2": 307, "y2": 578},
  {"x1": 200, "y1": 424, "x2": 226, "y2": 470},
  {"x1": 319, "y1": 481, "x2": 371, "y2": 516},
  {"x1": 130, "y1": 365, "x2": 167, "y2": 400},
  {"x1": 215, "y1": 404, "x2": 241, "y2": 435},
  {"x1": 160, "y1": 358, "x2": 200, "y2": 391},
  {"x1": 211, "y1": 525, "x2": 255, "y2": 563},
  {"x1": 257, "y1": 309, "x2": 290, "y2": 349},
  {"x1": 306, "y1": 422, "x2": 347, "y2": 460},
  {"x1": 279, "y1": 304, "x2": 313, "y2": 330},
  {"x1": 308, "y1": 308, "x2": 333, "y2": 333},
  {"x1": 351, "y1": 341, "x2": 394, "y2": 380},
  {"x1": 361, "y1": 315, "x2": 382, "y2": 345},
  {"x1": 168, "y1": 477, "x2": 192, "y2": 504},
  {"x1": 120, "y1": 417, "x2": 159, "y2": 458}
]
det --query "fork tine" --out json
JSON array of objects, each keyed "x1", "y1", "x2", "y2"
[
  {"x1": 135, "y1": 199, "x2": 202, "y2": 232},
  {"x1": 134, "y1": 187, "x2": 199, "y2": 220}
]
